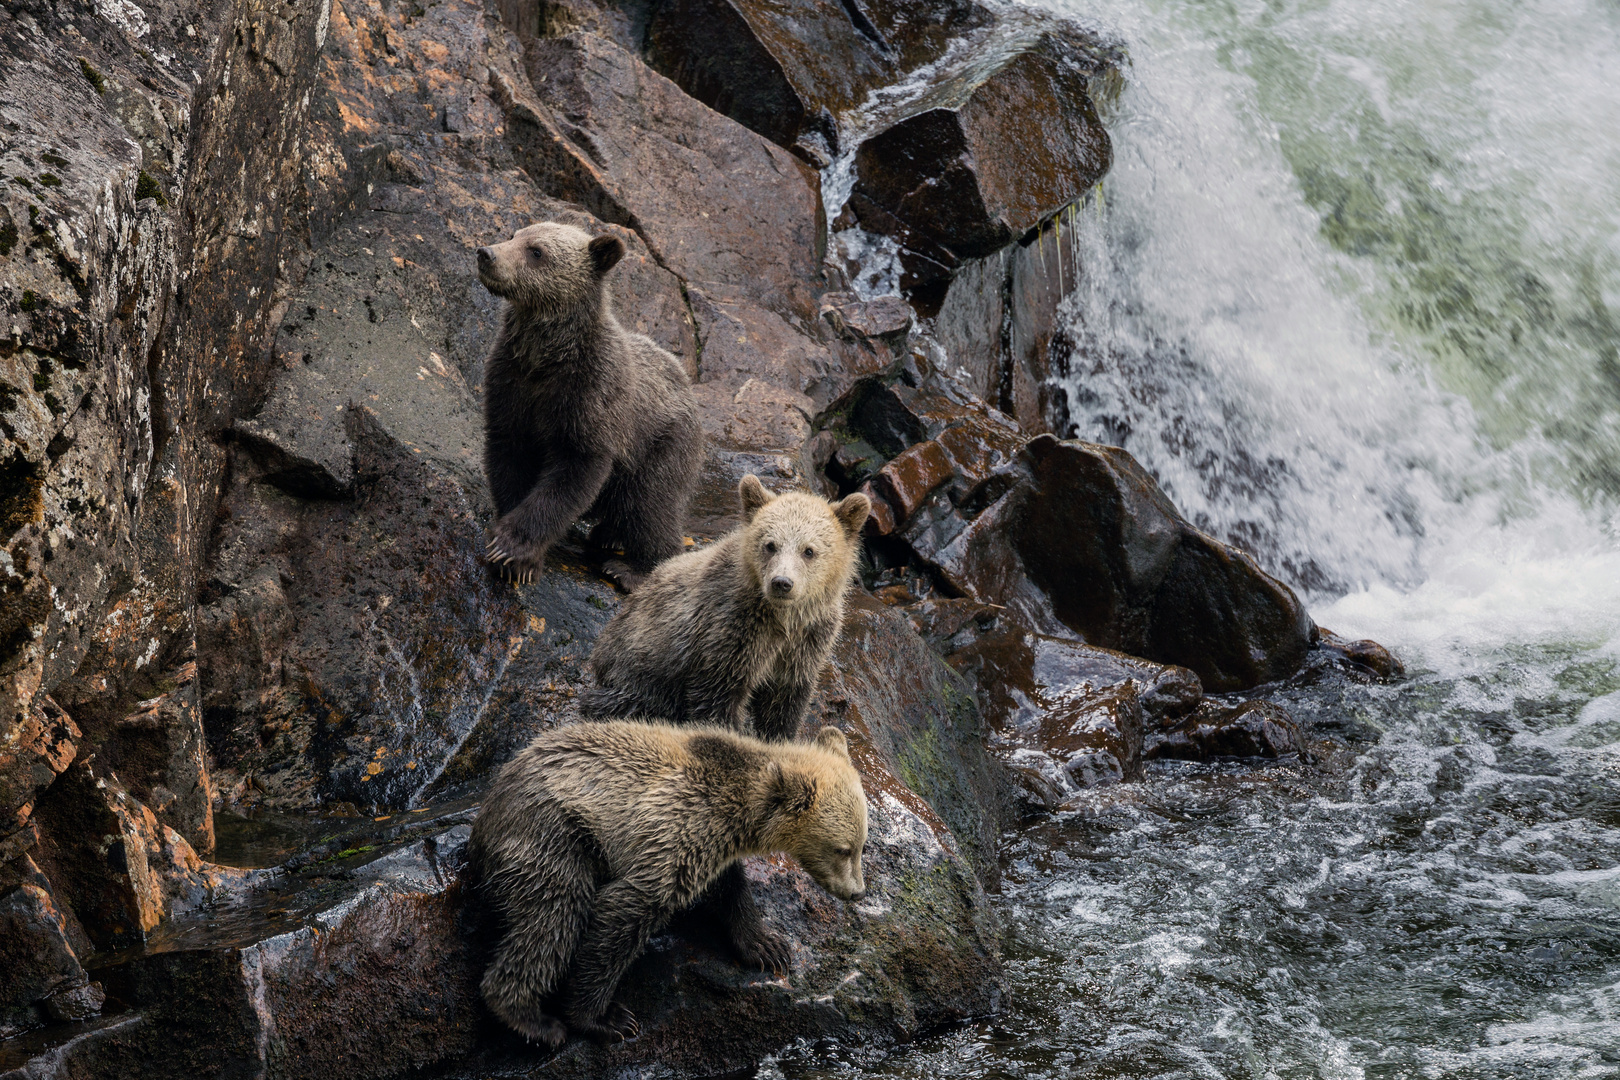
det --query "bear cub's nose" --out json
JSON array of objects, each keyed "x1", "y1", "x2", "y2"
[
  {"x1": 848, "y1": 889, "x2": 866, "y2": 902},
  {"x1": 770, "y1": 576, "x2": 794, "y2": 598},
  {"x1": 476, "y1": 246, "x2": 493, "y2": 268}
]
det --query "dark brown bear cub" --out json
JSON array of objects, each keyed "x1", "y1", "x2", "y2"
[
  {"x1": 477, "y1": 222, "x2": 702, "y2": 583},
  {"x1": 468, "y1": 720, "x2": 868, "y2": 1046}
]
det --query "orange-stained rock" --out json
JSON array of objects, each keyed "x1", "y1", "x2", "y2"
[
  {"x1": 0, "y1": 855, "x2": 93, "y2": 1038},
  {"x1": 859, "y1": 481, "x2": 898, "y2": 537},
  {"x1": 873, "y1": 439, "x2": 955, "y2": 524},
  {"x1": 0, "y1": 697, "x2": 80, "y2": 833}
]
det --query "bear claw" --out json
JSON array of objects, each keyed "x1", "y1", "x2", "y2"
[
  {"x1": 485, "y1": 534, "x2": 543, "y2": 584},
  {"x1": 733, "y1": 925, "x2": 792, "y2": 976},
  {"x1": 573, "y1": 1002, "x2": 639, "y2": 1043},
  {"x1": 511, "y1": 1014, "x2": 567, "y2": 1050}
]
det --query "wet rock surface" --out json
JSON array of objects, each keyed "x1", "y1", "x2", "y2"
[
  {"x1": 846, "y1": 23, "x2": 1117, "y2": 307},
  {"x1": 1145, "y1": 699, "x2": 1306, "y2": 762},
  {"x1": 817, "y1": 371, "x2": 1317, "y2": 692},
  {"x1": 643, "y1": 0, "x2": 993, "y2": 157}
]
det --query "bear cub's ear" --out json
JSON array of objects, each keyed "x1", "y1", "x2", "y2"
[
  {"x1": 588, "y1": 234, "x2": 626, "y2": 276},
  {"x1": 767, "y1": 761, "x2": 818, "y2": 816},
  {"x1": 833, "y1": 492, "x2": 871, "y2": 539},
  {"x1": 815, "y1": 726, "x2": 850, "y2": 760},
  {"x1": 739, "y1": 474, "x2": 774, "y2": 521}
]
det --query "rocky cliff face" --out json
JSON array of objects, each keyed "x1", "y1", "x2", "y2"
[{"x1": 1, "y1": 0, "x2": 1395, "y2": 1074}]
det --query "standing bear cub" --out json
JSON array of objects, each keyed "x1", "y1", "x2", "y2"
[
  {"x1": 581, "y1": 475, "x2": 870, "y2": 739},
  {"x1": 469, "y1": 720, "x2": 868, "y2": 1046},
  {"x1": 477, "y1": 222, "x2": 702, "y2": 583}
]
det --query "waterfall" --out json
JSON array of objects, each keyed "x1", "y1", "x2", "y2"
[{"x1": 1022, "y1": 0, "x2": 1620, "y2": 673}]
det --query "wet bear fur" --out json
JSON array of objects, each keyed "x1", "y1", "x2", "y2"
[
  {"x1": 468, "y1": 720, "x2": 868, "y2": 1046},
  {"x1": 476, "y1": 222, "x2": 702, "y2": 581},
  {"x1": 578, "y1": 475, "x2": 869, "y2": 970}
]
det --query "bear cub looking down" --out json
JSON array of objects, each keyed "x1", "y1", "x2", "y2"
[
  {"x1": 476, "y1": 222, "x2": 702, "y2": 583},
  {"x1": 581, "y1": 475, "x2": 871, "y2": 740},
  {"x1": 469, "y1": 720, "x2": 868, "y2": 1046}
]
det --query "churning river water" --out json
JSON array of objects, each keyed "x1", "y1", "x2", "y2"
[{"x1": 785, "y1": 0, "x2": 1620, "y2": 1076}]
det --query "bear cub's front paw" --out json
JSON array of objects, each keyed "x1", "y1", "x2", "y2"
[
  {"x1": 571, "y1": 1001, "x2": 640, "y2": 1043},
  {"x1": 486, "y1": 522, "x2": 546, "y2": 584},
  {"x1": 731, "y1": 922, "x2": 792, "y2": 977}
]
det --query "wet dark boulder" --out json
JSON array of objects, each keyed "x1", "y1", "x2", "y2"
[
  {"x1": 642, "y1": 0, "x2": 993, "y2": 157},
  {"x1": 1145, "y1": 699, "x2": 1305, "y2": 762},
  {"x1": 934, "y1": 208, "x2": 1091, "y2": 431},
  {"x1": 946, "y1": 626, "x2": 1205, "y2": 807},
  {"x1": 820, "y1": 372, "x2": 1317, "y2": 691},
  {"x1": 847, "y1": 24, "x2": 1117, "y2": 307},
  {"x1": 1315, "y1": 628, "x2": 1406, "y2": 680}
]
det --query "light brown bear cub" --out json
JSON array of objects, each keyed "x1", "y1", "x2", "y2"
[
  {"x1": 469, "y1": 721, "x2": 867, "y2": 1046},
  {"x1": 477, "y1": 222, "x2": 702, "y2": 584},
  {"x1": 578, "y1": 474, "x2": 869, "y2": 973},
  {"x1": 580, "y1": 475, "x2": 870, "y2": 738}
]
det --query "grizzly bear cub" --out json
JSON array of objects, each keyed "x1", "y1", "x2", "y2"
[
  {"x1": 578, "y1": 474, "x2": 869, "y2": 972},
  {"x1": 580, "y1": 475, "x2": 870, "y2": 739},
  {"x1": 476, "y1": 222, "x2": 702, "y2": 583},
  {"x1": 468, "y1": 721, "x2": 868, "y2": 1046}
]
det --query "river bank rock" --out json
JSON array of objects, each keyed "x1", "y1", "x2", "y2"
[
  {"x1": 934, "y1": 209, "x2": 1091, "y2": 432},
  {"x1": 642, "y1": 0, "x2": 994, "y2": 158},
  {"x1": 819, "y1": 368, "x2": 1317, "y2": 691},
  {"x1": 1145, "y1": 699, "x2": 1305, "y2": 762},
  {"x1": 941, "y1": 622, "x2": 1206, "y2": 808},
  {"x1": 15, "y1": 584, "x2": 1008, "y2": 1080},
  {"x1": 1, "y1": 0, "x2": 1161, "y2": 1067},
  {"x1": 846, "y1": 24, "x2": 1117, "y2": 309},
  {"x1": 0, "y1": 856, "x2": 95, "y2": 1040}
]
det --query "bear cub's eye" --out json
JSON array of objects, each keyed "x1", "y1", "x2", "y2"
[
  {"x1": 834, "y1": 846, "x2": 852, "y2": 858},
  {"x1": 803, "y1": 547, "x2": 815, "y2": 560},
  {"x1": 527, "y1": 245, "x2": 545, "y2": 260},
  {"x1": 765, "y1": 541, "x2": 778, "y2": 554}
]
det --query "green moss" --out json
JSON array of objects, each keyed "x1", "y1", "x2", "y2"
[
  {"x1": 12, "y1": 177, "x2": 32, "y2": 191},
  {"x1": 36, "y1": 174, "x2": 61, "y2": 188},
  {"x1": 79, "y1": 58, "x2": 106, "y2": 94},
  {"x1": 135, "y1": 170, "x2": 167, "y2": 205},
  {"x1": 40, "y1": 152, "x2": 68, "y2": 170},
  {"x1": 32, "y1": 371, "x2": 49, "y2": 392},
  {"x1": 0, "y1": 216, "x2": 15, "y2": 257},
  {"x1": 322, "y1": 844, "x2": 377, "y2": 864},
  {"x1": 19, "y1": 291, "x2": 38, "y2": 312}
]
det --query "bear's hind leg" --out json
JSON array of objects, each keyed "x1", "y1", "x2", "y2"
[
  {"x1": 604, "y1": 430, "x2": 699, "y2": 573},
  {"x1": 563, "y1": 878, "x2": 666, "y2": 1042},
  {"x1": 479, "y1": 825, "x2": 598, "y2": 1043}
]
